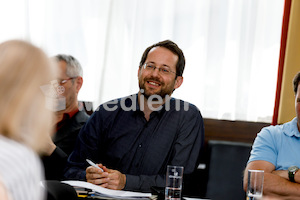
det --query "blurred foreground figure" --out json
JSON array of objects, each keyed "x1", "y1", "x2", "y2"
[
  {"x1": 0, "y1": 40, "x2": 57, "y2": 200},
  {"x1": 0, "y1": 178, "x2": 10, "y2": 200}
]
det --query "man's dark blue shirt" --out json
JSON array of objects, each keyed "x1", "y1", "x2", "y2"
[{"x1": 64, "y1": 93, "x2": 204, "y2": 192}]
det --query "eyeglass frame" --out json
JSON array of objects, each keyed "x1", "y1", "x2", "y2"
[
  {"x1": 142, "y1": 63, "x2": 177, "y2": 76},
  {"x1": 57, "y1": 77, "x2": 78, "y2": 85}
]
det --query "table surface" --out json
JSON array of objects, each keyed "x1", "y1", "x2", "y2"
[{"x1": 79, "y1": 196, "x2": 209, "y2": 200}]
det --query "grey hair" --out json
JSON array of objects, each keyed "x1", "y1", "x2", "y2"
[{"x1": 55, "y1": 54, "x2": 83, "y2": 77}]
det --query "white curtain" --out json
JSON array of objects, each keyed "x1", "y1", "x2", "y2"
[{"x1": 0, "y1": 0, "x2": 284, "y2": 122}]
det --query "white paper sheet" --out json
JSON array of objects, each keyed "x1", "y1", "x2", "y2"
[{"x1": 62, "y1": 180, "x2": 152, "y2": 199}]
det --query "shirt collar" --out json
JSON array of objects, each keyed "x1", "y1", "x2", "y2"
[
  {"x1": 284, "y1": 117, "x2": 300, "y2": 137},
  {"x1": 135, "y1": 93, "x2": 167, "y2": 118},
  {"x1": 56, "y1": 108, "x2": 79, "y2": 131},
  {"x1": 57, "y1": 108, "x2": 79, "y2": 123},
  {"x1": 66, "y1": 108, "x2": 79, "y2": 119}
]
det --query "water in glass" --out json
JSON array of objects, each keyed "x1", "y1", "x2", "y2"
[{"x1": 165, "y1": 176, "x2": 182, "y2": 200}]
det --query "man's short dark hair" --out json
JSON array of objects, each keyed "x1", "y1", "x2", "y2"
[
  {"x1": 139, "y1": 40, "x2": 185, "y2": 77},
  {"x1": 293, "y1": 71, "x2": 300, "y2": 95}
]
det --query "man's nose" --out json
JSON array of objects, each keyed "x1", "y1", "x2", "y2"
[{"x1": 151, "y1": 67, "x2": 160, "y2": 76}]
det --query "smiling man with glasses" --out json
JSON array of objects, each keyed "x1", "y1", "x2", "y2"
[
  {"x1": 65, "y1": 40, "x2": 204, "y2": 193},
  {"x1": 42, "y1": 54, "x2": 89, "y2": 181}
]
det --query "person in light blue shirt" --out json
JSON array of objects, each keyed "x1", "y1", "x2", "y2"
[
  {"x1": 248, "y1": 117, "x2": 300, "y2": 170},
  {"x1": 243, "y1": 71, "x2": 300, "y2": 198}
]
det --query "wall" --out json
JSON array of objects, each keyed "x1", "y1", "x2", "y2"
[
  {"x1": 204, "y1": 118, "x2": 269, "y2": 144},
  {"x1": 278, "y1": 0, "x2": 300, "y2": 124}
]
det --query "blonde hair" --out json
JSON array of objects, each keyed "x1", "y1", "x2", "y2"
[{"x1": 0, "y1": 40, "x2": 57, "y2": 153}]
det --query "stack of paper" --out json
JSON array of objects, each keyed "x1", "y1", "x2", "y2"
[{"x1": 62, "y1": 180, "x2": 152, "y2": 199}]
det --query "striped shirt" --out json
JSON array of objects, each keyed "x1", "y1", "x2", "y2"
[{"x1": 0, "y1": 135, "x2": 45, "y2": 200}]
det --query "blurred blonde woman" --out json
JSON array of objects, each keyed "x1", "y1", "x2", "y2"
[
  {"x1": 0, "y1": 177, "x2": 10, "y2": 200},
  {"x1": 0, "y1": 40, "x2": 57, "y2": 200}
]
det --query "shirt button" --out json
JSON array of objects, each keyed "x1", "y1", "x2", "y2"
[{"x1": 139, "y1": 144, "x2": 142, "y2": 148}]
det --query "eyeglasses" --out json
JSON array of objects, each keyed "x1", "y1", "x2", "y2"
[
  {"x1": 57, "y1": 77, "x2": 77, "y2": 85},
  {"x1": 143, "y1": 63, "x2": 176, "y2": 75}
]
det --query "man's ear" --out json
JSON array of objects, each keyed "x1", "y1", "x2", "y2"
[
  {"x1": 174, "y1": 76, "x2": 183, "y2": 89},
  {"x1": 75, "y1": 76, "x2": 83, "y2": 93}
]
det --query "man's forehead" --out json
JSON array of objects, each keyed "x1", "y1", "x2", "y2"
[
  {"x1": 148, "y1": 46, "x2": 174, "y2": 55},
  {"x1": 58, "y1": 60, "x2": 67, "y2": 67},
  {"x1": 147, "y1": 47, "x2": 178, "y2": 65},
  {"x1": 58, "y1": 60, "x2": 67, "y2": 75},
  {"x1": 296, "y1": 83, "x2": 300, "y2": 99}
]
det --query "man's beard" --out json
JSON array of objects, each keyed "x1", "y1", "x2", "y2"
[{"x1": 138, "y1": 78, "x2": 174, "y2": 100}]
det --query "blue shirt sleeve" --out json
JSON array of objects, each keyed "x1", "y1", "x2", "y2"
[{"x1": 248, "y1": 126, "x2": 278, "y2": 166}]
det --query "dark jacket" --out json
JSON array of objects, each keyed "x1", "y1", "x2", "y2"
[{"x1": 42, "y1": 110, "x2": 90, "y2": 180}]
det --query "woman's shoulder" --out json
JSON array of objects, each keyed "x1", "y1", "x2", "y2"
[
  {"x1": 0, "y1": 135, "x2": 41, "y2": 172},
  {"x1": 0, "y1": 135, "x2": 44, "y2": 200}
]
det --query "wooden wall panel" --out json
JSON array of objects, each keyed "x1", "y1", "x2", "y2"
[{"x1": 203, "y1": 118, "x2": 270, "y2": 144}]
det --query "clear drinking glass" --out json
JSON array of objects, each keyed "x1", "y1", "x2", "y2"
[
  {"x1": 165, "y1": 165, "x2": 184, "y2": 200},
  {"x1": 247, "y1": 170, "x2": 264, "y2": 200}
]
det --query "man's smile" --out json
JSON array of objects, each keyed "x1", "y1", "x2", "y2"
[{"x1": 147, "y1": 80, "x2": 161, "y2": 87}]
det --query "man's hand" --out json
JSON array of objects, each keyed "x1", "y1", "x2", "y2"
[
  {"x1": 86, "y1": 164, "x2": 126, "y2": 190},
  {"x1": 42, "y1": 134, "x2": 56, "y2": 156},
  {"x1": 105, "y1": 168, "x2": 126, "y2": 190},
  {"x1": 86, "y1": 164, "x2": 110, "y2": 187}
]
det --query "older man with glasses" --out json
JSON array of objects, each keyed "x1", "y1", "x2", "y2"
[
  {"x1": 64, "y1": 40, "x2": 204, "y2": 193},
  {"x1": 42, "y1": 54, "x2": 90, "y2": 181}
]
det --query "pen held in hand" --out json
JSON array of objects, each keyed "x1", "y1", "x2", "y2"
[{"x1": 86, "y1": 159, "x2": 104, "y2": 172}]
